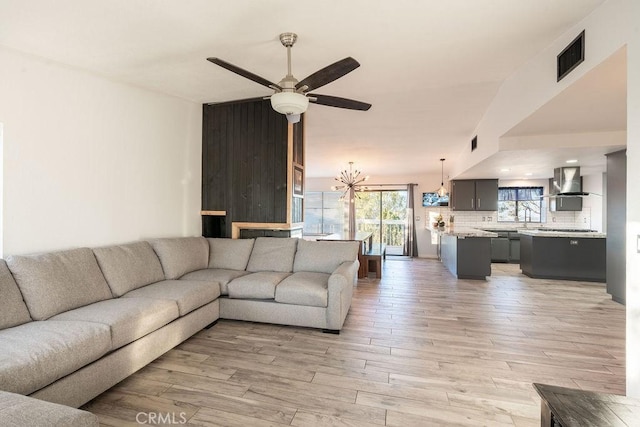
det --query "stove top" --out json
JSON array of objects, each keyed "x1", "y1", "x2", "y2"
[{"x1": 541, "y1": 228, "x2": 596, "y2": 232}]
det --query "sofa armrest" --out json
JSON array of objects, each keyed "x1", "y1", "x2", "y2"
[
  {"x1": 326, "y1": 260, "x2": 359, "y2": 330},
  {"x1": 0, "y1": 390, "x2": 98, "y2": 426}
]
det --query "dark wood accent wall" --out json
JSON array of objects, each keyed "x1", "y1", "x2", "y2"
[
  {"x1": 202, "y1": 99, "x2": 303, "y2": 237},
  {"x1": 293, "y1": 123, "x2": 304, "y2": 165}
]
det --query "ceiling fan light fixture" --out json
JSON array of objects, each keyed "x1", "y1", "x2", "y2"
[
  {"x1": 286, "y1": 113, "x2": 301, "y2": 124},
  {"x1": 270, "y1": 92, "x2": 309, "y2": 116}
]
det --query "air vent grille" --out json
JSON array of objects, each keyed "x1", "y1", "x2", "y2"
[{"x1": 557, "y1": 30, "x2": 585, "y2": 82}]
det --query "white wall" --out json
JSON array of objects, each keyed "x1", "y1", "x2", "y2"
[
  {"x1": 452, "y1": 0, "x2": 631, "y2": 178},
  {"x1": 0, "y1": 46, "x2": 202, "y2": 255},
  {"x1": 627, "y1": 0, "x2": 640, "y2": 398},
  {"x1": 0, "y1": 123, "x2": 3, "y2": 257}
]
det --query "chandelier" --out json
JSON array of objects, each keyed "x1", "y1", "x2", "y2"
[{"x1": 331, "y1": 162, "x2": 369, "y2": 202}]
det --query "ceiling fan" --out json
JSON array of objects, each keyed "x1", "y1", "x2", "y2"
[{"x1": 207, "y1": 32, "x2": 371, "y2": 123}]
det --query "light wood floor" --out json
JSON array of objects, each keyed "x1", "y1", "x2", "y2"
[{"x1": 83, "y1": 258, "x2": 626, "y2": 426}]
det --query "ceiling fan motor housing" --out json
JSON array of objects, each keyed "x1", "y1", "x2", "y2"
[{"x1": 279, "y1": 32, "x2": 298, "y2": 47}]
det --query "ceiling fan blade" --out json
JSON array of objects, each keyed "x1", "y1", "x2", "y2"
[
  {"x1": 207, "y1": 57, "x2": 281, "y2": 90},
  {"x1": 296, "y1": 57, "x2": 360, "y2": 92},
  {"x1": 309, "y1": 94, "x2": 372, "y2": 111}
]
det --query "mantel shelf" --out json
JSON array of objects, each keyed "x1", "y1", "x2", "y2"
[{"x1": 201, "y1": 210, "x2": 226, "y2": 216}]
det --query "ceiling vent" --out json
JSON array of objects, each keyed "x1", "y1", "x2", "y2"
[{"x1": 557, "y1": 30, "x2": 585, "y2": 82}]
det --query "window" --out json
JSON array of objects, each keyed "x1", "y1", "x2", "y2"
[
  {"x1": 355, "y1": 190, "x2": 407, "y2": 254},
  {"x1": 497, "y1": 187, "x2": 543, "y2": 223},
  {"x1": 303, "y1": 192, "x2": 345, "y2": 235}
]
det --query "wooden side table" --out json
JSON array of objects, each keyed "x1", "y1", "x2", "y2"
[{"x1": 533, "y1": 383, "x2": 640, "y2": 426}]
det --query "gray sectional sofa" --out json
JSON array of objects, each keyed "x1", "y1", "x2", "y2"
[{"x1": 0, "y1": 236, "x2": 359, "y2": 422}]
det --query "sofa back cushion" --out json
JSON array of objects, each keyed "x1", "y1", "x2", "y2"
[
  {"x1": 5, "y1": 248, "x2": 113, "y2": 320},
  {"x1": 0, "y1": 260, "x2": 32, "y2": 329},
  {"x1": 149, "y1": 237, "x2": 209, "y2": 279},
  {"x1": 246, "y1": 237, "x2": 298, "y2": 273},
  {"x1": 93, "y1": 241, "x2": 165, "y2": 297},
  {"x1": 208, "y1": 238, "x2": 255, "y2": 271},
  {"x1": 293, "y1": 240, "x2": 360, "y2": 274}
]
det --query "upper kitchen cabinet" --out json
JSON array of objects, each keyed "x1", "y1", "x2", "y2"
[
  {"x1": 548, "y1": 178, "x2": 583, "y2": 211},
  {"x1": 451, "y1": 179, "x2": 498, "y2": 211},
  {"x1": 549, "y1": 196, "x2": 583, "y2": 211}
]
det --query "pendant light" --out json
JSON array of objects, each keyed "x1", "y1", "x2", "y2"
[{"x1": 437, "y1": 158, "x2": 447, "y2": 197}]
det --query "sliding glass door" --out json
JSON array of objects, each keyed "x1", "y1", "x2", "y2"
[{"x1": 355, "y1": 190, "x2": 407, "y2": 255}]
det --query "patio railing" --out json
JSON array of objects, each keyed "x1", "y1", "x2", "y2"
[{"x1": 357, "y1": 219, "x2": 406, "y2": 254}]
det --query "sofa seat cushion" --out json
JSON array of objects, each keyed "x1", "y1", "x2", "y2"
[
  {"x1": 0, "y1": 390, "x2": 99, "y2": 427},
  {"x1": 246, "y1": 237, "x2": 298, "y2": 273},
  {"x1": 0, "y1": 320, "x2": 111, "y2": 395},
  {"x1": 275, "y1": 272, "x2": 330, "y2": 308},
  {"x1": 6, "y1": 248, "x2": 114, "y2": 320},
  {"x1": 227, "y1": 272, "x2": 291, "y2": 300},
  {"x1": 93, "y1": 241, "x2": 165, "y2": 297},
  {"x1": 149, "y1": 237, "x2": 209, "y2": 280},
  {"x1": 180, "y1": 268, "x2": 249, "y2": 295},
  {"x1": 49, "y1": 298, "x2": 179, "y2": 350},
  {"x1": 208, "y1": 238, "x2": 255, "y2": 271},
  {"x1": 293, "y1": 240, "x2": 360, "y2": 274},
  {"x1": 122, "y1": 280, "x2": 220, "y2": 316},
  {"x1": 0, "y1": 260, "x2": 32, "y2": 330}
]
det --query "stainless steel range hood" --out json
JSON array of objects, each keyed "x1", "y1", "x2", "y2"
[{"x1": 551, "y1": 167, "x2": 584, "y2": 196}]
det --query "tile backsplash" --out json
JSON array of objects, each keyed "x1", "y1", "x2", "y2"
[{"x1": 425, "y1": 207, "x2": 591, "y2": 229}]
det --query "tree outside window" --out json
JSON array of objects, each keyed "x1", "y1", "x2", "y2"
[{"x1": 497, "y1": 187, "x2": 543, "y2": 223}]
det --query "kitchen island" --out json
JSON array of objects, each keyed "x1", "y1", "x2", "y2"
[
  {"x1": 519, "y1": 229, "x2": 606, "y2": 282},
  {"x1": 436, "y1": 227, "x2": 497, "y2": 280}
]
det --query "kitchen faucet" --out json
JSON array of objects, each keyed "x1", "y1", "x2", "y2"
[{"x1": 523, "y1": 206, "x2": 532, "y2": 228}]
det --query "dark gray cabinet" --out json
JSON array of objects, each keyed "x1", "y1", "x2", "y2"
[
  {"x1": 606, "y1": 150, "x2": 626, "y2": 304},
  {"x1": 490, "y1": 236, "x2": 509, "y2": 262},
  {"x1": 520, "y1": 235, "x2": 605, "y2": 282},
  {"x1": 451, "y1": 180, "x2": 475, "y2": 210},
  {"x1": 509, "y1": 237, "x2": 520, "y2": 262},
  {"x1": 548, "y1": 178, "x2": 582, "y2": 211},
  {"x1": 489, "y1": 230, "x2": 520, "y2": 263},
  {"x1": 475, "y1": 180, "x2": 498, "y2": 211},
  {"x1": 550, "y1": 196, "x2": 583, "y2": 211},
  {"x1": 451, "y1": 179, "x2": 498, "y2": 211},
  {"x1": 441, "y1": 235, "x2": 492, "y2": 280}
]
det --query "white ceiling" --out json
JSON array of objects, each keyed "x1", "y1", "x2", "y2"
[
  {"x1": 0, "y1": 0, "x2": 623, "y2": 179},
  {"x1": 458, "y1": 46, "x2": 628, "y2": 180}
]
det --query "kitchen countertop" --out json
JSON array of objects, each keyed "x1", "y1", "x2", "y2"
[
  {"x1": 430, "y1": 226, "x2": 605, "y2": 238},
  {"x1": 518, "y1": 229, "x2": 606, "y2": 238},
  {"x1": 480, "y1": 226, "x2": 530, "y2": 232},
  {"x1": 432, "y1": 227, "x2": 498, "y2": 238}
]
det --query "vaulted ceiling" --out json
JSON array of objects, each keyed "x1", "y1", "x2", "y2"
[{"x1": 0, "y1": 0, "x2": 623, "y2": 178}]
